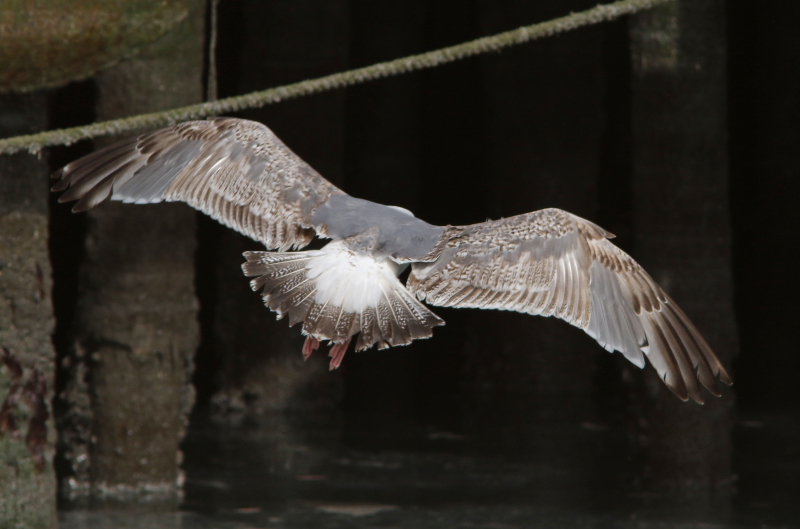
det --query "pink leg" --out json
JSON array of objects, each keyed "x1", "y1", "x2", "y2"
[
  {"x1": 302, "y1": 336, "x2": 320, "y2": 361},
  {"x1": 328, "y1": 337, "x2": 352, "y2": 370}
]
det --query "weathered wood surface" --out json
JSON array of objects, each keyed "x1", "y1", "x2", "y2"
[
  {"x1": 462, "y1": 0, "x2": 607, "y2": 458},
  {"x1": 628, "y1": 0, "x2": 737, "y2": 498},
  {"x1": 0, "y1": 0, "x2": 193, "y2": 93},
  {"x1": 205, "y1": 0, "x2": 350, "y2": 419},
  {"x1": 0, "y1": 93, "x2": 58, "y2": 528},
  {"x1": 56, "y1": 0, "x2": 206, "y2": 504}
]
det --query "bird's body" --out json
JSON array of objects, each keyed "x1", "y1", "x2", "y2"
[{"x1": 53, "y1": 117, "x2": 731, "y2": 403}]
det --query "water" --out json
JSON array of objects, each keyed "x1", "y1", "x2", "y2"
[{"x1": 60, "y1": 409, "x2": 799, "y2": 529}]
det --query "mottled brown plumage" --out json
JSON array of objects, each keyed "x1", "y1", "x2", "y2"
[
  {"x1": 408, "y1": 210, "x2": 730, "y2": 403},
  {"x1": 53, "y1": 118, "x2": 341, "y2": 251}
]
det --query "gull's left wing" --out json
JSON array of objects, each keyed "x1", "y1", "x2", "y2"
[{"x1": 407, "y1": 208, "x2": 731, "y2": 403}]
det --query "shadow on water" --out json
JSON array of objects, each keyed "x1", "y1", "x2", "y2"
[{"x1": 59, "y1": 405, "x2": 800, "y2": 529}]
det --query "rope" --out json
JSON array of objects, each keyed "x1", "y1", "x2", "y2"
[
  {"x1": 0, "y1": 0, "x2": 671, "y2": 156},
  {"x1": 206, "y1": 0, "x2": 219, "y2": 103}
]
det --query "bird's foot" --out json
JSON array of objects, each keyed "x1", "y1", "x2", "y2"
[
  {"x1": 328, "y1": 337, "x2": 352, "y2": 370},
  {"x1": 302, "y1": 336, "x2": 320, "y2": 361}
]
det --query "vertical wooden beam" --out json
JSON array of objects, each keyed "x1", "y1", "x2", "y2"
[
  {"x1": 629, "y1": 0, "x2": 737, "y2": 496},
  {"x1": 462, "y1": 1, "x2": 607, "y2": 460},
  {"x1": 728, "y1": 0, "x2": 800, "y2": 406},
  {"x1": 58, "y1": 0, "x2": 206, "y2": 504},
  {"x1": 0, "y1": 93, "x2": 58, "y2": 528},
  {"x1": 206, "y1": 0, "x2": 350, "y2": 419},
  {"x1": 338, "y1": 0, "x2": 429, "y2": 444},
  {"x1": 344, "y1": 1, "x2": 427, "y2": 208}
]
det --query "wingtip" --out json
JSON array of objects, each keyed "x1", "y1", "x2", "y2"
[
  {"x1": 51, "y1": 174, "x2": 70, "y2": 193},
  {"x1": 705, "y1": 379, "x2": 722, "y2": 398},
  {"x1": 664, "y1": 372, "x2": 690, "y2": 402},
  {"x1": 718, "y1": 366, "x2": 733, "y2": 386}
]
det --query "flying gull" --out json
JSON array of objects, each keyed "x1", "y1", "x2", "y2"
[{"x1": 52, "y1": 117, "x2": 731, "y2": 403}]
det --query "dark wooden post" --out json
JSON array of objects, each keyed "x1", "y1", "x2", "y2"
[
  {"x1": 462, "y1": 1, "x2": 608, "y2": 481},
  {"x1": 628, "y1": 0, "x2": 737, "y2": 497},
  {"x1": 0, "y1": 93, "x2": 58, "y2": 527},
  {"x1": 728, "y1": 0, "x2": 800, "y2": 406},
  {"x1": 337, "y1": 0, "x2": 429, "y2": 443},
  {"x1": 205, "y1": 0, "x2": 350, "y2": 419},
  {"x1": 57, "y1": 0, "x2": 206, "y2": 504}
]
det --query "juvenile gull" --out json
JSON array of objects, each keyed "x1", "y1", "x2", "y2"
[{"x1": 52, "y1": 117, "x2": 731, "y2": 403}]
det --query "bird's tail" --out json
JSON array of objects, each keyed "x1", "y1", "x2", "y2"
[{"x1": 242, "y1": 245, "x2": 443, "y2": 352}]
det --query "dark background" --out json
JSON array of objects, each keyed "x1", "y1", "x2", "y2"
[{"x1": 35, "y1": 0, "x2": 800, "y2": 525}]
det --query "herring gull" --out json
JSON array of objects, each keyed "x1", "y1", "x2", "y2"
[{"x1": 52, "y1": 117, "x2": 731, "y2": 403}]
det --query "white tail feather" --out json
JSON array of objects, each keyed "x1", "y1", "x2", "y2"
[{"x1": 243, "y1": 241, "x2": 444, "y2": 351}]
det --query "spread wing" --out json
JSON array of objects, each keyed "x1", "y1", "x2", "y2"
[
  {"x1": 52, "y1": 117, "x2": 345, "y2": 251},
  {"x1": 407, "y1": 208, "x2": 731, "y2": 403}
]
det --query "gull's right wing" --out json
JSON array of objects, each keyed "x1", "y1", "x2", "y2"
[{"x1": 52, "y1": 117, "x2": 345, "y2": 251}]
